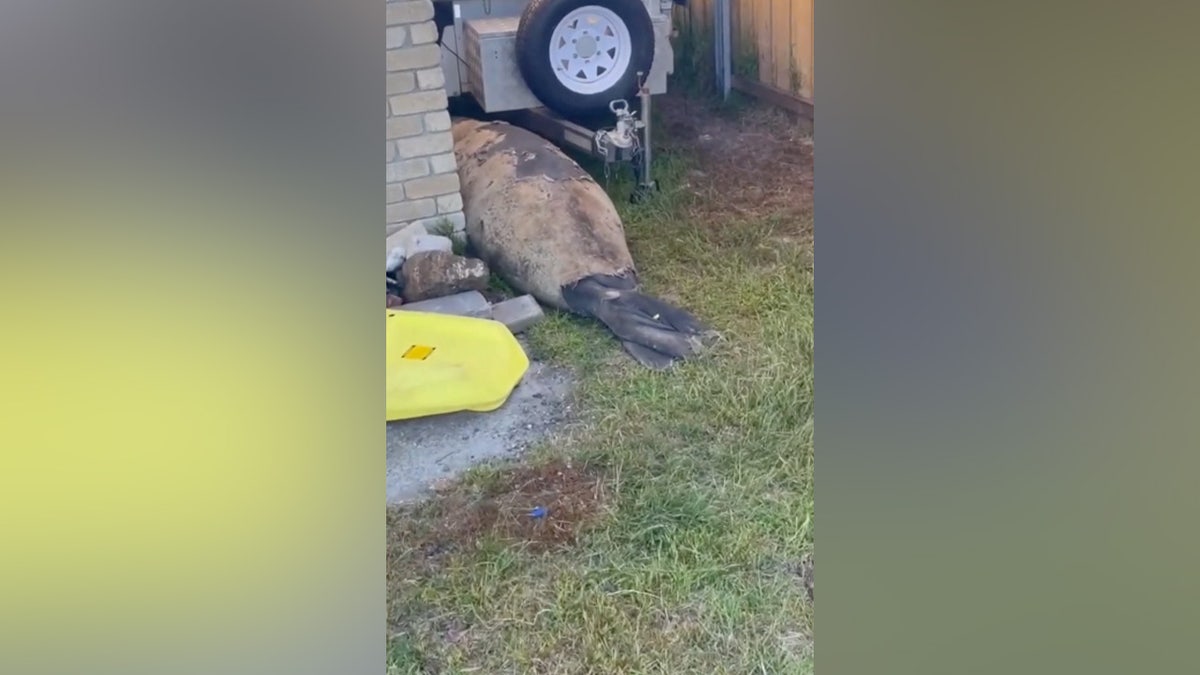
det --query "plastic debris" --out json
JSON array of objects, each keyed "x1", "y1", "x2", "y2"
[{"x1": 529, "y1": 506, "x2": 547, "y2": 519}]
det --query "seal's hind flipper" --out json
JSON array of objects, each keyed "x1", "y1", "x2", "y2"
[
  {"x1": 620, "y1": 340, "x2": 680, "y2": 370},
  {"x1": 562, "y1": 275, "x2": 714, "y2": 370}
]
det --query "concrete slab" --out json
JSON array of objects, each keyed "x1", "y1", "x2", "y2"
[
  {"x1": 399, "y1": 290, "x2": 492, "y2": 318},
  {"x1": 491, "y1": 294, "x2": 545, "y2": 333},
  {"x1": 385, "y1": 359, "x2": 575, "y2": 505}
]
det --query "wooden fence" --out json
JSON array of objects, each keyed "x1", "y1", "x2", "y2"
[{"x1": 679, "y1": 0, "x2": 813, "y2": 109}]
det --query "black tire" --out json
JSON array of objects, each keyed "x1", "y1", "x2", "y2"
[{"x1": 516, "y1": 0, "x2": 655, "y2": 117}]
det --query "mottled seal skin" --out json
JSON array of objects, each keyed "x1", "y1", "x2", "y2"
[{"x1": 452, "y1": 118, "x2": 713, "y2": 369}]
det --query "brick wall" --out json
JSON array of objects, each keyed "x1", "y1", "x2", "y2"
[{"x1": 386, "y1": 0, "x2": 465, "y2": 236}]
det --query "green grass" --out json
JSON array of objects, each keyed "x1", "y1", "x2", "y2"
[{"x1": 387, "y1": 106, "x2": 814, "y2": 675}]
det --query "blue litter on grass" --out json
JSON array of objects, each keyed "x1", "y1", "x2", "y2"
[{"x1": 529, "y1": 506, "x2": 547, "y2": 519}]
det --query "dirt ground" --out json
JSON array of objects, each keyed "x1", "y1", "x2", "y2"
[{"x1": 659, "y1": 92, "x2": 814, "y2": 232}]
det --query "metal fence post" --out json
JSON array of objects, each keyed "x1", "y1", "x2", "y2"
[{"x1": 714, "y1": 0, "x2": 732, "y2": 99}]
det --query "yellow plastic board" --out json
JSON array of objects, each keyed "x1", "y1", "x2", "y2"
[{"x1": 386, "y1": 309, "x2": 530, "y2": 421}]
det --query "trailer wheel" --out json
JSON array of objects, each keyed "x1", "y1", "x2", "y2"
[{"x1": 516, "y1": 0, "x2": 655, "y2": 117}]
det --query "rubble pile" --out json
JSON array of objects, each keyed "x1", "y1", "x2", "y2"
[{"x1": 386, "y1": 223, "x2": 545, "y2": 334}]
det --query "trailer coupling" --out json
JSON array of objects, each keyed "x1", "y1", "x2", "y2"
[{"x1": 592, "y1": 73, "x2": 658, "y2": 203}]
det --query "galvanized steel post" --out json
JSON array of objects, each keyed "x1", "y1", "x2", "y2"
[{"x1": 714, "y1": 0, "x2": 732, "y2": 99}]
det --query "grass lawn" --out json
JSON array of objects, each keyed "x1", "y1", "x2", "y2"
[{"x1": 387, "y1": 93, "x2": 814, "y2": 674}]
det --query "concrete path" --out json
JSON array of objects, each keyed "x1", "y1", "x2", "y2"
[{"x1": 386, "y1": 360, "x2": 575, "y2": 504}]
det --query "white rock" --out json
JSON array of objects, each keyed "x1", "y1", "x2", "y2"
[
  {"x1": 386, "y1": 222, "x2": 432, "y2": 272},
  {"x1": 407, "y1": 234, "x2": 453, "y2": 255},
  {"x1": 386, "y1": 244, "x2": 406, "y2": 273},
  {"x1": 391, "y1": 221, "x2": 430, "y2": 250}
]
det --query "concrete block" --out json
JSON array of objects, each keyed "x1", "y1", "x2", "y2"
[
  {"x1": 407, "y1": 234, "x2": 453, "y2": 255},
  {"x1": 491, "y1": 295, "x2": 545, "y2": 334},
  {"x1": 399, "y1": 291, "x2": 492, "y2": 319}
]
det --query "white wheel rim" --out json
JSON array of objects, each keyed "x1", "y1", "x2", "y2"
[{"x1": 548, "y1": 6, "x2": 633, "y2": 96}]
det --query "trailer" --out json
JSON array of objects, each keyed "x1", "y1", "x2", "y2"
[{"x1": 433, "y1": 0, "x2": 686, "y2": 201}]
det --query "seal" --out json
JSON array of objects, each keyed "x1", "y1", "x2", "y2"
[{"x1": 452, "y1": 118, "x2": 713, "y2": 369}]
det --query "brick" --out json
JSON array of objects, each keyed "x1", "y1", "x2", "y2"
[
  {"x1": 387, "y1": 1, "x2": 433, "y2": 26},
  {"x1": 404, "y1": 172, "x2": 460, "y2": 200},
  {"x1": 386, "y1": 141, "x2": 397, "y2": 163},
  {"x1": 424, "y1": 110, "x2": 451, "y2": 132},
  {"x1": 386, "y1": 71, "x2": 416, "y2": 95},
  {"x1": 399, "y1": 291, "x2": 492, "y2": 319},
  {"x1": 386, "y1": 157, "x2": 430, "y2": 183},
  {"x1": 428, "y1": 150, "x2": 457, "y2": 174},
  {"x1": 386, "y1": 113, "x2": 424, "y2": 139},
  {"x1": 386, "y1": 183, "x2": 406, "y2": 204},
  {"x1": 386, "y1": 44, "x2": 441, "y2": 72},
  {"x1": 387, "y1": 199, "x2": 437, "y2": 224},
  {"x1": 388, "y1": 89, "x2": 448, "y2": 116},
  {"x1": 416, "y1": 66, "x2": 445, "y2": 90},
  {"x1": 436, "y1": 192, "x2": 463, "y2": 214},
  {"x1": 386, "y1": 26, "x2": 408, "y2": 49},
  {"x1": 394, "y1": 130, "x2": 453, "y2": 159},
  {"x1": 491, "y1": 295, "x2": 545, "y2": 334},
  {"x1": 409, "y1": 22, "x2": 439, "y2": 46}
]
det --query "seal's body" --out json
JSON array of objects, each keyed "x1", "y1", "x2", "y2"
[{"x1": 452, "y1": 118, "x2": 711, "y2": 369}]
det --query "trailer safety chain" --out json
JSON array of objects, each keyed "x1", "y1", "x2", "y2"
[
  {"x1": 595, "y1": 127, "x2": 641, "y2": 190},
  {"x1": 594, "y1": 97, "x2": 646, "y2": 191}
]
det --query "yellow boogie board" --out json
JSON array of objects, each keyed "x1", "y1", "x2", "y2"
[{"x1": 386, "y1": 309, "x2": 530, "y2": 421}]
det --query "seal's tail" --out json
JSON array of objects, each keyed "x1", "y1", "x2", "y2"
[{"x1": 562, "y1": 274, "x2": 716, "y2": 370}]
